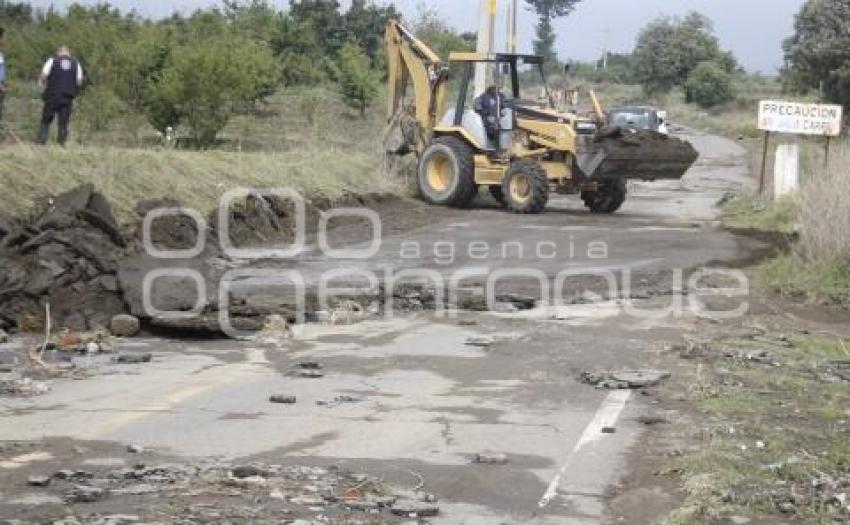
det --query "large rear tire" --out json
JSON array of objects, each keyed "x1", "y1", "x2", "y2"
[
  {"x1": 502, "y1": 160, "x2": 549, "y2": 214},
  {"x1": 582, "y1": 179, "x2": 627, "y2": 214},
  {"x1": 417, "y1": 136, "x2": 476, "y2": 208}
]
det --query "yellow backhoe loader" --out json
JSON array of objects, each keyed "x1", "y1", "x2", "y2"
[{"x1": 383, "y1": 20, "x2": 699, "y2": 214}]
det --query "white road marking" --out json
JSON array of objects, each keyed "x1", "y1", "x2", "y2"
[{"x1": 538, "y1": 390, "x2": 632, "y2": 509}]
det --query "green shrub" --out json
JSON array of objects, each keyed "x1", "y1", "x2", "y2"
[
  {"x1": 77, "y1": 85, "x2": 127, "y2": 134},
  {"x1": 335, "y1": 42, "x2": 379, "y2": 116},
  {"x1": 634, "y1": 12, "x2": 737, "y2": 95},
  {"x1": 685, "y1": 61, "x2": 736, "y2": 108},
  {"x1": 143, "y1": 34, "x2": 279, "y2": 146}
]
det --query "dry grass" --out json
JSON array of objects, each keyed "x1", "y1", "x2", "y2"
[
  {"x1": 798, "y1": 144, "x2": 850, "y2": 262},
  {"x1": 0, "y1": 87, "x2": 405, "y2": 223},
  {"x1": 757, "y1": 142, "x2": 850, "y2": 307},
  {"x1": 0, "y1": 143, "x2": 400, "y2": 224}
]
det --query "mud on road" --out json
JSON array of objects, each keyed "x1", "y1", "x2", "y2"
[{"x1": 0, "y1": 129, "x2": 780, "y2": 524}]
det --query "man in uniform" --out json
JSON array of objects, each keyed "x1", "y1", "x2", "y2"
[{"x1": 36, "y1": 46, "x2": 84, "y2": 146}]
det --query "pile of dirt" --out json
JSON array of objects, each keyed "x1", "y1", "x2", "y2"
[{"x1": 0, "y1": 185, "x2": 127, "y2": 331}]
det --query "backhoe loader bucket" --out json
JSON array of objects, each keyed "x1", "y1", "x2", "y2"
[{"x1": 577, "y1": 127, "x2": 699, "y2": 181}]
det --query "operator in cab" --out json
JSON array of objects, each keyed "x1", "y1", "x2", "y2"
[{"x1": 474, "y1": 84, "x2": 506, "y2": 143}]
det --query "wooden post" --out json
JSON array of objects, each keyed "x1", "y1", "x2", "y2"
[{"x1": 759, "y1": 131, "x2": 770, "y2": 195}]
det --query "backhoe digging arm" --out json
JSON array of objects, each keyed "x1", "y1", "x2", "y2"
[{"x1": 384, "y1": 20, "x2": 448, "y2": 155}]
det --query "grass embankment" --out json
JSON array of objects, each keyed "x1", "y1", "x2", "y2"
[
  {"x1": 663, "y1": 334, "x2": 850, "y2": 524},
  {"x1": 0, "y1": 88, "x2": 401, "y2": 223},
  {"x1": 721, "y1": 144, "x2": 850, "y2": 309}
]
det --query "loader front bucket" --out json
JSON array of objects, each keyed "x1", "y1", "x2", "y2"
[{"x1": 577, "y1": 127, "x2": 699, "y2": 182}]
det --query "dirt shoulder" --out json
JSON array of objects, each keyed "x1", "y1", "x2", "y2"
[{"x1": 609, "y1": 268, "x2": 850, "y2": 525}]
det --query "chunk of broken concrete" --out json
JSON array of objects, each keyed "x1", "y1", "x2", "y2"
[
  {"x1": 27, "y1": 475, "x2": 51, "y2": 487},
  {"x1": 288, "y1": 369, "x2": 324, "y2": 378},
  {"x1": 581, "y1": 369, "x2": 670, "y2": 389},
  {"x1": 115, "y1": 353, "x2": 152, "y2": 364},
  {"x1": 231, "y1": 465, "x2": 270, "y2": 479},
  {"x1": 472, "y1": 453, "x2": 508, "y2": 464},
  {"x1": 609, "y1": 370, "x2": 671, "y2": 387},
  {"x1": 464, "y1": 336, "x2": 495, "y2": 348},
  {"x1": 64, "y1": 485, "x2": 107, "y2": 503},
  {"x1": 110, "y1": 315, "x2": 141, "y2": 338},
  {"x1": 390, "y1": 499, "x2": 439, "y2": 517}
]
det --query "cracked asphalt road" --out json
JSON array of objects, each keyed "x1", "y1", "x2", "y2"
[{"x1": 0, "y1": 129, "x2": 765, "y2": 523}]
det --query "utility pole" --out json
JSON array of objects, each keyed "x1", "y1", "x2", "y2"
[
  {"x1": 600, "y1": 26, "x2": 611, "y2": 70},
  {"x1": 475, "y1": 0, "x2": 497, "y2": 96},
  {"x1": 505, "y1": 1, "x2": 512, "y2": 53},
  {"x1": 505, "y1": 0, "x2": 518, "y2": 53}
]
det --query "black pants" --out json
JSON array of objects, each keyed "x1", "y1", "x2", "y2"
[{"x1": 37, "y1": 95, "x2": 74, "y2": 145}]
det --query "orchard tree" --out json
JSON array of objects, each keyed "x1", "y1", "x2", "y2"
[
  {"x1": 413, "y1": 6, "x2": 475, "y2": 61},
  {"x1": 633, "y1": 12, "x2": 736, "y2": 94},
  {"x1": 783, "y1": 0, "x2": 850, "y2": 111},
  {"x1": 525, "y1": 0, "x2": 582, "y2": 65},
  {"x1": 145, "y1": 34, "x2": 280, "y2": 145},
  {"x1": 685, "y1": 61, "x2": 736, "y2": 108},
  {"x1": 335, "y1": 42, "x2": 380, "y2": 116}
]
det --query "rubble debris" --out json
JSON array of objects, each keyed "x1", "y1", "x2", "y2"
[
  {"x1": 730, "y1": 349, "x2": 779, "y2": 366},
  {"x1": 54, "y1": 469, "x2": 93, "y2": 481},
  {"x1": 581, "y1": 369, "x2": 671, "y2": 389},
  {"x1": 821, "y1": 361, "x2": 850, "y2": 382},
  {"x1": 127, "y1": 444, "x2": 144, "y2": 454},
  {"x1": 637, "y1": 415, "x2": 669, "y2": 426},
  {"x1": 296, "y1": 361, "x2": 323, "y2": 370},
  {"x1": 115, "y1": 353, "x2": 153, "y2": 365},
  {"x1": 27, "y1": 475, "x2": 52, "y2": 487},
  {"x1": 472, "y1": 453, "x2": 508, "y2": 464},
  {"x1": 269, "y1": 395, "x2": 297, "y2": 404},
  {"x1": 316, "y1": 395, "x2": 361, "y2": 407},
  {"x1": 110, "y1": 315, "x2": 141, "y2": 338},
  {"x1": 465, "y1": 336, "x2": 495, "y2": 348},
  {"x1": 0, "y1": 328, "x2": 8, "y2": 343},
  {"x1": 230, "y1": 465, "x2": 270, "y2": 479},
  {"x1": 65, "y1": 485, "x2": 108, "y2": 503},
  {"x1": 0, "y1": 377, "x2": 51, "y2": 396},
  {"x1": 90, "y1": 514, "x2": 140, "y2": 525},
  {"x1": 390, "y1": 499, "x2": 440, "y2": 517},
  {"x1": 0, "y1": 185, "x2": 127, "y2": 332},
  {"x1": 288, "y1": 369, "x2": 324, "y2": 379}
]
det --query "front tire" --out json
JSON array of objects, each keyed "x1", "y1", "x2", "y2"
[
  {"x1": 417, "y1": 136, "x2": 476, "y2": 208},
  {"x1": 502, "y1": 160, "x2": 549, "y2": 214},
  {"x1": 582, "y1": 179, "x2": 627, "y2": 214}
]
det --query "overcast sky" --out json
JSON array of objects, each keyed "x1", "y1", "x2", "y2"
[{"x1": 25, "y1": 0, "x2": 805, "y2": 73}]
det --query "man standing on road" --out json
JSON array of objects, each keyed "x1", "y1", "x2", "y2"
[
  {"x1": 36, "y1": 46, "x2": 84, "y2": 146},
  {"x1": 0, "y1": 27, "x2": 8, "y2": 125}
]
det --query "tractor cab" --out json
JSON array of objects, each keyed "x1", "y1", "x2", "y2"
[{"x1": 436, "y1": 52, "x2": 571, "y2": 154}]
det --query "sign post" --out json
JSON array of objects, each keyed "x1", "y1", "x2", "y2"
[
  {"x1": 758, "y1": 131, "x2": 770, "y2": 195},
  {"x1": 757, "y1": 100, "x2": 844, "y2": 195}
]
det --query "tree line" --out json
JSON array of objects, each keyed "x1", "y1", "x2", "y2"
[{"x1": 0, "y1": 0, "x2": 408, "y2": 145}]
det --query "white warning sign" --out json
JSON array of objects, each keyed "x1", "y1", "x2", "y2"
[{"x1": 758, "y1": 100, "x2": 843, "y2": 137}]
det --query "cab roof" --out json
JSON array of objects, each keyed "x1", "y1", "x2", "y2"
[{"x1": 448, "y1": 52, "x2": 545, "y2": 64}]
